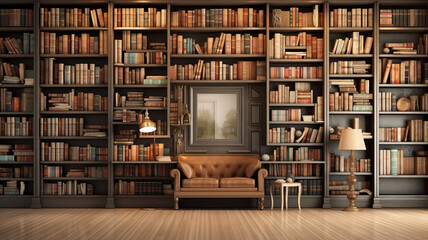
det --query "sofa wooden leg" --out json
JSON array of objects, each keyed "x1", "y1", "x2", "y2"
[
  {"x1": 260, "y1": 197, "x2": 264, "y2": 210},
  {"x1": 174, "y1": 197, "x2": 179, "y2": 210}
]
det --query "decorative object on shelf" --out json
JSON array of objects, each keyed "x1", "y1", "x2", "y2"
[
  {"x1": 275, "y1": 179, "x2": 285, "y2": 183},
  {"x1": 262, "y1": 154, "x2": 270, "y2": 161},
  {"x1": 286, "y1": 172, "x2": 295, "y2": 183},
  {"x1": 329, "y1": 127, "x2": 335, "y2": 134},
  {"x1": 383, "y1": 48, "x2": 390, "y2": 54},
  {"x1": 295, "y1": 130, "x2": 302, "y2": 138},
  {"x1": 272, "y1": 9, "x2": 282, "y2": 27},
  {"x1": 181, "y1": 104, "x2": 191, "y2": 125},
  {"x1": 338, "y1": 128, "x2": 366, "y2": 212},
  {"x1": 397, "y1": 97, "x2": 410, "y2": 111}
]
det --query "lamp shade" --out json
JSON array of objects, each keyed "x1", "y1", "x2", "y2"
[
  {"x1": 139, "y1": 109, "x2": 157, "y2": 133},
  {"x1": 338, "y1": 128, "x2": 366, "y2": 151}
]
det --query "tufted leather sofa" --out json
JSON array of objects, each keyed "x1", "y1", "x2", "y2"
[{"x1": 170, "y1": 154, "x2": 268, "y2": 209}]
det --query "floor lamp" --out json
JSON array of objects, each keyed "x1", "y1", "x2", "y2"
[
  {"x1": 338, "y1": 128, "x2": 366, "y2": 212},
  {"x1": 139, "y1": 109, "x2": 157, "y2": 161}
]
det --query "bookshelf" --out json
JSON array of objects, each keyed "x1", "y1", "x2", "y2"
[{"x1": 0, "y1": 0, "x2": 426, "y2": 209}]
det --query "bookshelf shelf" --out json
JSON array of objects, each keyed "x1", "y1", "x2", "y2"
[
  {"x1": 40, "y1": 84, "x2": 108, "y2": 88},
  {"x1": 329, "y1": 74, "x2": 373, "y2": 78},
  {"x1": 113, "y1": 64, "x2": 167, "y2": 67},
  {"x1": 40, "y1": 54, "x2": 108, "y2": 58},
  {"x1": 112, "y1": 161, "x2": 177, "y2": 164},
  {"x1": 113, "y1": 195, "x2": 173, "y2": 199},
  {"x1": 261, "y1": 161, "x2": 325, "y2": 164},
  {"x1": 379, "y1": 54, "x2": 428, "y2": 58},
  {"x1": 0, "y1": 178, "x2": 33, "y2": 181},
  {"x1": 114, "y1": 177, "x2": 172, "y2": 180},
  {"x1": 114, "y1": 27, "x2": 167, "y2": 31},
  {"x1": 270, "y1": 59, "x2": 323, "y2": 63},
  {"x1": 0, "y1": 54, "x2": 33, "y2": 58},
  {"x1": 40, "y1": 111, "x2": 108, "y2": 115},
  {"x1": 329, "y1": 172, "x2": 372, "y2": 176},
  {"x1": 329, "y1": 54, "x2": 373, "y2": 58},
  {"x1": 329, "y1": 111, "x2": 373, "y2": 115},
  {"x1": 266, "y1": 176, "x2": 324, "y2": 180},
  {"x1": 0, "y1": 112, "x2": 33, "y2": 115},
  {"x1": 43, "y1": 177, "x2": 108, "y2": 181},
  {"x1": 0, "y1": 84, "x2": 33, "y2": 88},
  {"x1": 378, "y1": 142, "x2": 428, "y2": 145},
  {"x1": 124, "y1": 50, "x2": 167, "y2": 53},
  {"x1": 0, "y1": 162, "x2": 33, "y2": 165},
  {"x1": 171, "y1": 54, "x2": 266, "y2": 58},
  {"x1": 269, "y1": 121, "x2": 324, "y2": 125},
  {"x1": 41, "y1": 161, "x2": 108, "y2": 165},
  {"x1": 0, "y1": 136, "x2": 32, "y2": 139},
  {"x1": 41, "y1": 195, "x2": 108, "y2": 198},
  {"x1": 0, "y1": 27, "x2": 34, "y2": 32},
  {"x1": 39, "y1": 137, "x2": 108, "y2": 140},
  {"x1": 270, "y1": 27, "x2": 324, "y2": 32},
  {"x1": 379, "y1": 112, "x2": 428, "y2": 115},
  {"x1": 379, "y1": 175, "x2": 428, "y2": 179},
  {"x1": 329, "y1": 27, "x2": 374, "y2": 32},
  {"x1": 114, "y1": 85, "x2": 167, "y2": 88},
  {"x1": 170, "y1": 27, "x2": 266, "y2": 32},
  {"x1": 269, "y1": 103, "x2": 315, "y2": 107},
  {"x1": 138, "y1": 135, "x2": 170, "y2": 139},
  {"x1": 378, "y1": 84, "x2": 428, "y2": 88},
  {"x1": 379, "y1": 27, "x2": 428, "y2": 32},
  {"x1": 113, "y1": 107, "x2": 167, "y2": 110},
  {"x1": 267, "y1": 143, "x2": 324, "y2": 147},
  {"x1": 170, "y1": 80, "x2": 265, "y2": 84},
  {"x1": 40, "y1": 27, "x2": 108, "y2": 31},
  {"x1": 112, "y1": 122, "x2": 138, "y2": 125},
  {"x1": 269, "y1": 78, "x2": 323, "y2": 82}
]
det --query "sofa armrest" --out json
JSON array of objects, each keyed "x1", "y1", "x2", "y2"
[
  {"x1": 170, "y1": 169, "x2": 181, "y2": 192},
  {"x1": 257, "y1": 168, "x2": 268, "y2": 192}
]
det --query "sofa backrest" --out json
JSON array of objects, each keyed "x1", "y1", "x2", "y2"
[{"x1": 178, "y1": 154, "x2": 261, "y2": 178}]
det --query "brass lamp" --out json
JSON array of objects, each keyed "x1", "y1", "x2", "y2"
[
  {"x1": 139, "y1": 109, "x2": 156, "y2": 133},
  {"x1": 338, "y1": 128, "x2": 366, "y2": 211}
]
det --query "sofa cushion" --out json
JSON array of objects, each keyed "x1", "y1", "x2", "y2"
[
  {"x1": 220, "y1": 177, "x2": 255, "y2": 188},
  {"x1": 178, "y1": 162, "x2": 196, "y2": 179},
  {"x1": 245, "y1": 160, "x2": 261, "y2": 178},
  {"x1": 182, "y1": 177, "x2": 219, "y2": 188}
]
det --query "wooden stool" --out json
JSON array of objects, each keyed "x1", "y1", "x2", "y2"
[{"x1": 269, "y1": 181, "x2": 302, "y2": 210}]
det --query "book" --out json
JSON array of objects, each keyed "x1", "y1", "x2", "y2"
[{"x1": 114, "y1": 8, "x2": 166, "y2": 28}]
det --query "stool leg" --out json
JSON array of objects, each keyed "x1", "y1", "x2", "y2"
[
  {"x1": 270, "y1": 185, "x2": 274, "y2": 210},
  {"x1": 285, "y1": 186, "x2": 288, "y2": 210},
  {"x1": 298, "y1": 185, "x2": 302, "y2": 210},
  {"x1": 280, "y1": 186, "x2": 284, "y2": 211}
]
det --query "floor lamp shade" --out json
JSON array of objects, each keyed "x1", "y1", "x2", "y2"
[{"x1": 338, "y1": 128, "x2": 366, "y2": 151}]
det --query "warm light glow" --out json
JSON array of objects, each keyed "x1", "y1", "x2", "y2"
[{"x1": 139, "y1": 109, "x2": 156, "y2": 133}]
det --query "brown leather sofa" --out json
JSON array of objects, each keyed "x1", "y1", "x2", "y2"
[{"x1": 170, "y1": 154, "x2": 268, "y2": 209}]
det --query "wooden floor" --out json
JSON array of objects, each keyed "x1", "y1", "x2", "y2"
[{"x1": 0, "y1": 208, "x2": 427, "y2": 240}]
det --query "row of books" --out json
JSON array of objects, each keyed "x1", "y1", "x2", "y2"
[
  {"x1": 40, "y1": 59, "x2": 108, "y2": 85},
  {"x1": 329, "y1": 181, "x2": 371, "y2": 195},
  {"x1": 0, "y1": 181, "x2": 25, "y2": 195},
  {"x1": 113, "y1": 109, "x2": 137, "y2": 123},
  {"x1": 115, "y1": 92, "x2": 144, "y2": 108},
  {"x1": 171, "y1": 33, "x2": 266, "y2": 55},
  {"x1": 330, "y1": 79, "x2": 370, "y2": 94},
  {"x1": 379, "y1": 149, "x2": 427, "y2": 175},
  {"x1": 270, "y1": 6, "x2": 322, "y2": 28},
  {"x1": 271, "y1": 33, "x2": 323, "y2": 59},
  {"x1": 43, "y1": 181, "x2": 94, "y2": 195},
  {"x1": 170, "y1": 61, "x2": 266, "y2": 81},
  {"x1": 380, "y1": 9, "x2": 427, "y2": 27},
  {"x1": 171, "y1": 8, "x2": 265, "y2": 28},
  {"x1": 270, "y1": 66, "x2": 322, "y2": 79},
  {"x1": 114, "y1": 164, "x2": 172, "y2": 178},
  {"x1": 271, "y1": 109, "x2": 301, "y2": 122},
  {"x1": 40, "y1": 142, "x2": 107, "y2": 162},
  {"x1": 0, "y1": 34, "x2": 34, "y2": 54},
  {"x1": 380, "y1": 93, "x2": 427, "y2": 112},
  {"x1": 114, "y1": 180, "x2": 165, "y2": 195},
  {"x1": 269, "y1": 127, "x2": 323, "y2": 144},
  {"x1": 113, "y1": 144, "x2": 166, "y2": 162},
  {"x1": 382, "y1": 41, "x2": 428, "y2": 55},
  {"x1": 40, "y1": 8, "x2": 107, "y2": 28},
  {"x1": 0, "y1": 166, "x2": 33, "y2": 178},
  {"x1": 114, "y1": 39, "x2": 165, "y2": 64},
  {"x1": 265, "y1": 179, "x2": 322, "y2": 196},
  {"x1": 0, "y1": 9, "x2": 33, "y2": 27},
  {"x1": 0, "y1": 61, "x2": 25, "y2": 83},
  {"x1": 0, "y1": 117, "x2": 32, "y2": 137},
  {"x1": 331, "y1": 32, "x2": 373, "y2": 55},
  {"x1": 380, "y1": 59, "x2": 425, "y2": 84},
  {"x1": 330, "y1": 61, "x2": 371, "y2": 75},
  {"x1": 40, "y1": 118, "x2": 107, "y2": 137},
  {"x1": 114, "y1": 8, "x2": 167, "y2": 28},
  {"x1": 380, "y1": 120, "x2": 427, "y2": 142},
  {"x1": 119, "y1": 31, "x2": 149, "y2": 51},
  {"x1": 269, "y1": 82, "x2": 312, "y2": 104},
  {"x1": 121, "y1": 52, "x2": 166, "y2": 65},
  {"x1": 40, "y1": 31, "x2": 108, "y2": 55},
  {"x1": 329, "y1": 92, "x2": 373, "y2": 111},
  {"x1": 271, "y1": 147, "x2": 322, "y2": 162},
  {"x1": 40, "y1": 91, "x2": 108, "y2": 112},
  {"x1": 43, "y1": 166, "x2": 107, "y2": 178},
  {"x1": 266, "y1": 164, "x2": 321, "y2": 177},
  {"x1": 329, "y1": 8, "x2": 374, "y2": 28},
  {"x1": 328, "y1": 153, "x2": 371, "y2": 173},
  {"x1": 0, "y1": 88, "x2": 33, "y2": 112},
  {"x1": 114, "y1": 67, "x2": 166, "y2": 85},
  {"x1": 0, "y1": 144, "x2": 33, "y2": 162}
]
